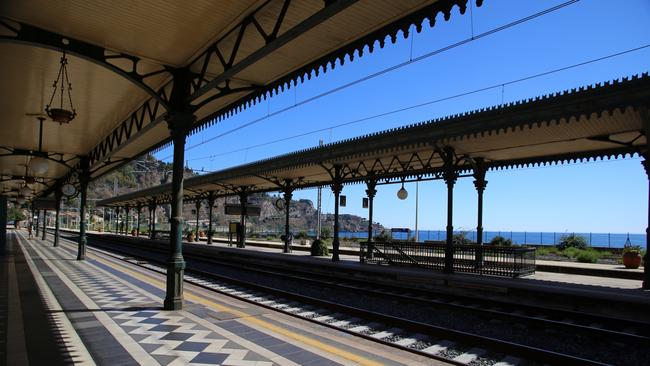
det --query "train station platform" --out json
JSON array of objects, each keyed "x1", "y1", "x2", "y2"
[
  {"x1": 61, "y1": 231, "x2": 648, "y2": 319},
  {"x1": 4, "y1": 230, "x2": 445, "y2": 366}
]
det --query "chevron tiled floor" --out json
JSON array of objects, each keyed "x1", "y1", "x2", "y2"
[{"x1": 6, "y1": 231, "x2": 443, "y2": 366}]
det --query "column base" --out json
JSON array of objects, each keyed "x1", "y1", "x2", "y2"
[
  {"x1": 77, "y1": 239, "x2": 86, "y2": 260},
  {"x1": 164, "y1": 258, "x2": 186, "y2": 310}
]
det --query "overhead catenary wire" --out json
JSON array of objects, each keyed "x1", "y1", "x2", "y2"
[
  {"x1": 160, "y1": 0, "x2": 580, "y2": 161},
  {"x1": 182, "y1": 43, "x2": 650, "y2": 164}
]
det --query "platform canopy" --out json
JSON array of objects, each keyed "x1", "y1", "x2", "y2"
[
  {"x1": 0, "y1": 0, "x2": 479, "y2": 201},
  {"x1": 97, "y1": 74, "x2": 650, "y2": 208}
]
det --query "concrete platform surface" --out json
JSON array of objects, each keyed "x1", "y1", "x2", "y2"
[{"x1": 5, "y1": 230, "x2": 447, "y2": 366}]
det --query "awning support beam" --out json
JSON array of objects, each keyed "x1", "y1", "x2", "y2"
[
  {"x1": 0, "y1": 17, "x2": 171, "y2": 109},
  {"x1": 238, "y1": 188, "x2": 248, "y2": 249},
  {"x1": 41, "y1": 209, "x2": 47, "y2": 241},
  {"x1": 365, "y1": 179, "x2": 377, "y2": 261},
  {"x1": 54, "y1": 186, "x2": 61, "y2": 247},
  {"x1": 282, "y1": 182, "x2": 294, "y2": 254},
  {"x1": 207, "y1": 193, "x2": 216, "y2": 245},
  {"x1": 77, "y1": 157, "x2": 90, "y2": 260},
  {"x1": 331, "y1": 165, "x2": 343, "y2": 262},
  {"x1": 194, "y1": 200, "x2": 201, "y2": 242},
  {"x1": 442, "y1": 147, "x2": 458, "y2": 273}
]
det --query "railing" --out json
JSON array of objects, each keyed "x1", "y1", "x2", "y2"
[{"x1": 360, "y1": 241, "x2": 536, "y2": 278}]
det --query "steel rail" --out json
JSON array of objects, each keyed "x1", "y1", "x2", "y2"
[{"x1": 53, "y1": 232, "x2": 632, "y2": 365}]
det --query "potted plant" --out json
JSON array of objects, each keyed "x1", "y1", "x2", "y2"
[
  {"x1": 296, "y1": 231, "x2": 309, "y2": 245},
  {"x1": 185, "y1": 230, "x2": 195, "y2": 242},
  {"x1": 622, "y1": 245, "x2": 642, "y2": 269}
]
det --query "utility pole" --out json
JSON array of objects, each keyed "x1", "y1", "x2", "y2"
[
  {"x1": 415, "y1": 180, "x2": 419, "y2": 242},
  {"x1": 316, "y1": 139, "x2": 323, "y2": 239}
]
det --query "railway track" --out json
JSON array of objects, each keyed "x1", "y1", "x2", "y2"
[{"x1": 51, "y1": 233, "x2": 650, "y2": 365}]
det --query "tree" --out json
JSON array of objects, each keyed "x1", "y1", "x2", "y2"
[{"x1": 8, "y1": 206, "x2": 26, "y2": 223}]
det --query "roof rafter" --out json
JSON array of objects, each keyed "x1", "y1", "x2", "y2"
[
  {"x1": 0, "y1": 17, "x2": 172, "y2": 110},
  {"x1": 188, "y1": 0, "x2": 360, "y2": 101}
]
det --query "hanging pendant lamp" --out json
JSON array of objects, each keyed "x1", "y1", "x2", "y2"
[{"x1": 45, "y1": 51, "x2": 76, "y2": 124}]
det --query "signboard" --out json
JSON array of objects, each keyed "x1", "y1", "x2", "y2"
[
  {"x1": 339, "y1": 195, "x2": 346, "y2": 207},
  {"x1": 229, "y1": 222, "x2": 240, "y2": 234},
  {"x1": 362, "y1": 197, "x2": 368, "y2": 208},
  {"x1": 391, "y1": 228, "x2": 410, "y2": 233},
  {"x1": 225, "y1": 204, "x2": 261, "y2": 216},
  {"x1": 33, "y1": 198, "x2": 57, "y2": 210}
]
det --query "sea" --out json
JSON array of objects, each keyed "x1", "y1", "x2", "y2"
[{"x1": 333, "y1": 230, "x2": 646, "y2": 249}]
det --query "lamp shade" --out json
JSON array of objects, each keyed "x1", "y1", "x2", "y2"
[
  {"x1": 29, "y1": 156, "x2": 49, "y2": 175},
  {"x1": 30, "y1": 157, "x2": 49, "y2": 175},
  {"x1": 19, "y1": 186, "x2": 32, "y2": 196},
  {"x1": 397, "y1": 187, "x2": 408, "y2": 200}
]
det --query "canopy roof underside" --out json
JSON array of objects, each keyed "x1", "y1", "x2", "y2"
[
  {"x1": 0, "y1": 0, "x2": 474, "y2": 200},
  {"x1": 98, "y1": 74, "x2": 650, "y2": 207}
]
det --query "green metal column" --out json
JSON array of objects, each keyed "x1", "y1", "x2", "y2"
[
  {"x1": 148, "y1": 200, "x2": 156, "y2": 240},
  {"x1": 473, "y1": 158, "x2": 487, "y2": 269},
  {"x1": 77, "y1": 157, "x2": 90, "y2": 260},
  {"x1": 642, "y1": 112, "x2": 649, "y2": 289},
  {"x1": 365, "y1": 180, "x2": 377, "y2": 261},
  {"x1": 0, "y1": 196, "x2": 6, "y2": 251},
  {"x1": 164, "y1": 110, "x2": 194, "y2": 311},
  {"x1": 41, "y1": 209, "x2": 47, "y2": 240},
  {"x1": 114, "y1": 206, "x2": 120, "y2": 233},
  {"x1": 54, "y1": 187, "x2": 61, "y2": 247},
  {"x1": 442, "y1": 147, "x2": 457, "y2": 274},
  {"x1": 283, "y1": 186, "x2": 293, "y2": 253},
  {"x1": 35, "y1": 210, "x2": 41, "y2": 238},
  {"x1": 207, "y1": 193, "x2": 215, "y2": 245},
  {"x1": 331, "y1": 166, "x2": 343, "y2": 262},
  {"x1": 125, "y1": 205, "x2": 130, "y2": 235},
  {"x1": 238, "y1": 190, "x2": 247, "y2": 248},
  {"x1": 136, "y1": 205, "x2": 142, "y2": 237},
  {"x1": 195, "y1": 200, "x2": 201, "y2": 242}
]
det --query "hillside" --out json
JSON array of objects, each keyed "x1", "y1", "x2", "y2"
[{"x1": 84, "y1": 155, "x2": 384, "y2": 234}]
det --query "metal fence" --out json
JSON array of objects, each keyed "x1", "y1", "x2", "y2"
[{"x1": 360, "y1": 241, "x2": 536, "y2": 278}]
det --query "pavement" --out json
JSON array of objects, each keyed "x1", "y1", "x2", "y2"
[{"x1": 4, "y1": 229, "x2": 447, "y2": 366}]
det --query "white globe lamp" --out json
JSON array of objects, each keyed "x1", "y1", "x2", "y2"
[
  {"x1": 20, "y1": 186, "x2": 32, "y2": 196},
  {"x1": 397, "y1": 183, "x2": 408, "y2": 200},
  {"x1": 30, "y1": 157, "x2": 49, "y2": 175}
]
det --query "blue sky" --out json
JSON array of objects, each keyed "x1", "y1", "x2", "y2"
[{"x1": 155, "y1": 0, "x2": 650, "y2": 233}]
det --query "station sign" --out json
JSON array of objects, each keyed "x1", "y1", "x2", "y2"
[
  {"x1": 225, "y1": 204, "x2": 261, "y2": 216},
  {"x1": 32, "y1": 198, "x2": 58, "y2": 210}
]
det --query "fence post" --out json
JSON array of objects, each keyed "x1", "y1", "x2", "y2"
[
  {"x1": 608, "y1": 232, "x2": 611, "y2": 248},
  {"x1": 524, "y1": 231, "x2": 527, "y2": 244}
]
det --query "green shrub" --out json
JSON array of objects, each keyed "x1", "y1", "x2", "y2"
[
  {"x1": 310, "y1": 239, "x2": 329, "y2": 256},
  {"x1": 563, "y1": 246, "x2": 582, "y2": 259},
  {"x1": 490, "y1": 235, "x2": 512, "y2": 246},
  {"x1": 295, "y1": 231, "x2": 308, "y2": 240},
  {"x1": 536, "y1": 246, "x2": 559, "y2": 256},
  {"x1": 320, "y1": 227, "x2": 332, "y2": 240},
  {"x1": 374, "y1": 230, "x2": 391, "y2": 243},
  {"x1": 452, "y1": 233, "x2": 471, "y2": 245},
  {"x1": 557, "y1": 234, "x2": 588, "y2": 250},
  {"x1": 576, "y1": 250, "x2": 601, "y2": 263}
]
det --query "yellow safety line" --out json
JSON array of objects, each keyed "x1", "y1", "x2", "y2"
[{"x1": 92, "y1": 255, "x2": 385, "y2": 366}]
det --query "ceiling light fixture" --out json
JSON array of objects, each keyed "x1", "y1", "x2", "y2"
[{"x1": 45, "y1": 51, "x2": 76, "y2": 124}]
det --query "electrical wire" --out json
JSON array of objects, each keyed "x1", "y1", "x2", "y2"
[
  {"x1": 182, "y1": 43, "x2": 650, "y2": 164},
  {"x1": 160, "y1": 0, "x2": 580, "y2": 160}
]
